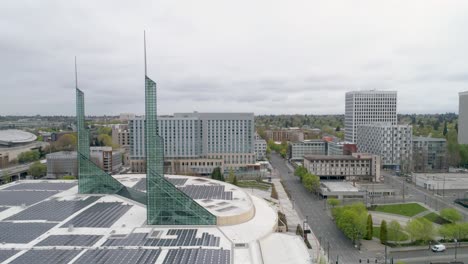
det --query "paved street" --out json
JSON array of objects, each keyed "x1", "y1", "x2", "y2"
[
  {"x1": 390, "y1": 248, "x2": 468, "y2": 264},
  {"x1": 270, "y1": 153, "x2": 375, "y2": 264}
]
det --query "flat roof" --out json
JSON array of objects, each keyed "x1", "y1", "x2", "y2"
[
  {"x1": 321, "y1": 181, "x2": 360, "y2": 192},
  {"x1": 413, "y1": 136, "x2": 446, "y2": 142},
  {"x1": 304, "y1": 155, "x2": 371, "y2": 161}
]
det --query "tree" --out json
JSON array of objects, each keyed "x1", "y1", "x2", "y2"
[
  {"x1": 406, "y1": 218, "x2": 435, "y2": 243},
  {"x1": 97, "y1": 134, "x2": 113, "y2": 147},
  {"x1": 380, "y1": 220, "x2": 388, "y2": 245},
  {"x1": 97, "y1": 126, "x2": 112, "y2": 136},
  {"x1": 302, "y1": 173, "x2": 320, "y2": 194},
  {"x1": 227, "y1": 168, "x2": 238, "y2": 185},
  {"x1": 439, "y1": 223, "x2": 458, "y2": 240},
  {"x1": 366, "y1": 214, "x2": 373, "y2": 240},
  {"x1": 333, "y1": 202, "x2": 367, "y2": 245},
  {"x1": 211, "y1": 167, "x2": 224, "y2": 181},
  {"x1": 55, "y1": 133, "x2": 77, "y2": 151},
  {"x1": 327, "y1": 198, "x2": 340, "y2": 208},
  {"x1": 336, "y1": 125, "x2": 341, "y2": 132},
  {"x1": 440, "y1": 208, "x2": 462, "y2": 223},
  {"x1": 294, "y1": 166, "x2": 308, "y2": 181},
  {"x1": 1, "y1": 170, "x2": 11, "y2": 184},
  {"x1": 18, "y1": 150, "x2": 41, "y2": 163},
  {"x1": 388, "y1": 220, "x2": 402, "y2": 244},
  {"x1": 28, "y1": 161, "x2": 46, "y2": 178},
  {"x1": 443, "y1": 121, "x2": 448, "y2": 137}
]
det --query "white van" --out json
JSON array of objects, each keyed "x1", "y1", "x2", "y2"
[{"x1": 431, "y1": 244, "x2": 446, "y2": 252}]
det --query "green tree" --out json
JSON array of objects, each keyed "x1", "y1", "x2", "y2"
[
  {"x1": 336, "y1": 125, "x2": 341, "y2": 132},
  {"x1": 294, "y1": 166, "x2": 308, "y2": 181},
  {"x1": 55, "y1": 133, "x2": 77, "y2": 151},
  {"x1": 388, "y1": 220, "x2": 402, "y2": 244},
  {"x1": 380, "y1": 220, "x2": 388, "y2": 245},
  {"x1": 97, "y1": 134, "x2": 113, "y2": 147},
  {"x1": 302, "y1": 173, "x2": 320, "y2": 194},
  {"x1": 440, "y1": 208, "x2": 462, "y2": 223},
  {"x1": 333, "y1": 202, "x2": 367, "y2": 245},
  {"x1": 1, "y1": 170, "x2": 11, "y2": 184},
  {"x1": 97, "y1": 126, "x2": 112, "y2": 136},
  {"x1": 443, "y1": 121, "x2": 448, "y2": 137},
  {"x1": 327, "y1": 198, "x2": 340, "y2": 208},
  {"x1": 439, "y1": 223, "x2": 458, "y2": 240},
  {"x1": 366, "y1": 214, "x2": 373, "y2": 240},
  {"x1": 62, "y1": 175, "x2": 76, "y2": 180},
  {"x1": 28, "y1": 161, "x2": 46, "y2": 178},
  {"x1": 406, "y1": 218, "x2": 435, "y2": 243},
  {"x1": 211, "y1": 167, "x2": 224, "y2": 181},
  {"x1": 18, "y1": 150, "x2": 41, "y2": 163},
  {"x1": 227, "y1": 168, "x2": 238, "y2": 185}
]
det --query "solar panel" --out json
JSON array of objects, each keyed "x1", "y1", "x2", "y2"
[
  {"x1": 163, "y1": 249, "x2": 231, "y2": 264},
  {"x1": 102, "y1": 229, "x2": 221, "y2": 247},
  {"x1": 178, "y1": 185, "x2": 233, "y2": 200},
  {"x1": 0, "y1": 250, "x2": 19, "y2": 263},
  {"x1": 74, "y1": 249, "x2": 161, "y2": 264},
  {"x1": 6, "y1": 197, "x2": 100, "y2": 221},
  {"x1": 4, "y1": 182, "x2": 77, "y2": 191},
  {"x1": 0, "y1": 222, "x2": 57, "y2": 243},
  {"x1": 36, "y1": 235, "x2": 103, "y2": 247},
  {"x1": 0, "y1": 191, "x2": 59, "y2": 206},
  {"x1": 133, "y1": 178, "x2": 188, "y2": 192},
  {"x1": 62, "y1": 202, "x2": 132, "y2": 228},
  {"x1": 9, "y1": 249, "x2": 82, "y2": 264}
]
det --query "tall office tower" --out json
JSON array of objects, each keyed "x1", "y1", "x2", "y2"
[
  {"x1": 459, "y1": 92, "x2": 468, "y2": 144},
  {"x1": 143, "y1": 36, "x2": 216, "y2": 225},
  {"x1": 345, "y1": 90, "x2": 397, "y2": 143}
]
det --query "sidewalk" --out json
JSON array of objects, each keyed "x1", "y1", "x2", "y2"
[{"x1": 272, "y1": 178, "x2": 322, "y2": 263}]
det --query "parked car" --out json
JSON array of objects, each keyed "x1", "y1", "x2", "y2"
[{"x1": 431, "y1": 244, "x2": 446, "y2": 252}]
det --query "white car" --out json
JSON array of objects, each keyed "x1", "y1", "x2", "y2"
[{"x1": 431, "y1": 244, "x2": 446, "y2": 252}]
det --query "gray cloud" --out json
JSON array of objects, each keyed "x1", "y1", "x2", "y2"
[{"x1": 1, "y1": 1, "x2": 468, "y2": 116}]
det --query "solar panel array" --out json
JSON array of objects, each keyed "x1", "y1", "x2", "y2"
[
  {"x1": 6, "y1": 197, "x2": 100, "y2": 221},
  {"x1": 103, "y1": 229, "x2": 220, "y2": 247},
  {"x1": 0, "y1": 191, "x2": 59, "y2": 206},
  {"x1": 36, "y1": 235, "x2": 103, "y2": 247},
  {"x1": 0, "y1": 250, "x2": 19, "y2": 263},
  {"x1": 4, "y1": 182, "x2": 77, "y2": 191},
  {"x1": 74, "y1": 249, "x2": 161, "y2": 264},
  {"x1": 9, "y1": 250, "x2": 82, "y2": 264},
  {"x1": 0, "y1": 222, "x2": 57, "y2": 243},
  {"x1": 163, "y1": 249, "x2": 230, "y2": 264},
  {"x1": 178, "y1": 185, "x2": 233, "y2": 200},
  {"x1": 62, "y1": 202, "x2": 132, "y2": 228},
  {"x1": 133, "y1": 178, "x2": 188, "y2": 192}
]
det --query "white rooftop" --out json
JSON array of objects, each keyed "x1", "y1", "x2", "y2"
[
  {"x1": 321, "y1": 181, "x2": 360, "y2": 192},
  {"x1": 0, "y1": 129, "x2": 37, "y2": 145}
]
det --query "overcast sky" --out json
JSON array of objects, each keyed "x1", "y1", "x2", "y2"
[{"x1": 1, "y1": 1, "x2": 468, "y2": 116}]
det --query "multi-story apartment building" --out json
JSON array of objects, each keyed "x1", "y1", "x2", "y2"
[
  {"x1": 265, "y1": 129, "x2": 304, "y2": 142},
  {"x1": 46, "y1": 147, "x2": 123, "y2": 178},
  {"x1": 112, "y1": 124, "x2": 130, "y2": 150},
  {"x1": 459, "y1": 91, "x2": 468, "y2": 144},
  {"x1": 288, "y1": 140, "x2": 327, "y2": 161},
  {"x1": 129, "y1": 112, "x2": 255, "y2": 175},
  {"x1": 254, "y1": 133, "x2": 267, "y2": 160},
  {"x1": 304, "y1": 153, "x2": 381, "y2": 181},
  {"x1": 356, "y1": 123, "x2": 412, "y2": 169},
  {"x1": 412, "y1": 137, "x2": 447, "y2": 172},
  {"x1": 345, "y1": 90, "x2": 397, "y2": 143}
]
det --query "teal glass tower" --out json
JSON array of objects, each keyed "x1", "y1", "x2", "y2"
[
  {"x1": 76, "y1": 60, "x2": 146, "y2": 204},
  {"x1": 144, "y1": 35, "x2": 216, "y2": 225}
]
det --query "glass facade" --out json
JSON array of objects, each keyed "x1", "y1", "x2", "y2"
[
  {"x1": 76, "y1": 88, "x2": 146, "y2": 204},
  {"x1": 145, "y1": 77, "x2": 216, "y2": 225}
]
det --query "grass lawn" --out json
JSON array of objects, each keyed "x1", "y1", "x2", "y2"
[
  {"x1": 237, "y1": 180, "x2": 272, "y2": 191},
  {"x1": 373, "y1": 226, "x2": 409, "y2": 241},
  {"x1": 423, "y1": 212, "x2": 451, "y2": 225},
  {"x1": 371, "y1": 203, "x2": 427, "y2": 217}
]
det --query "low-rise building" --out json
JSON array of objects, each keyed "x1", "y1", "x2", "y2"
[
  {"x1": 288, "y1": 140, "x2": 327, "y2": 161},
  {"x1": 304, "y1": 153, "x2": 381, "y2": 181},
  {"x1": 412, "y1": 136, "x2": 447, "y2": 172},
  {"x1": 413, "y1": 173, "x2": 468, "y2": 191},
  {"x1": 356, "y1": 123, "x2": 412, "y2": 169},
  {"x1": 320, "y1": 181, "x2": 366, "y2": 199},
  {"x1": 46, "y1": 147, "x2": 123, "y2": 178},
  {"x1": 265, "y1": 129, "x2": 304, "y2": 142}
]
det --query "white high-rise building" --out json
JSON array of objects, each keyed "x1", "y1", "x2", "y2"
[
  {"x1": 356, "y1": 123, "x2": 412, "y2": 169},
  {"x1": 129, "y1": 112, "x2": 256, "y2": 173},
  {"x1": 459, "y1": 92, "x2": 468, "y2": 144},
  {"x1": 345, "y1": 90, "x2": 397, "y2": 143}
]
